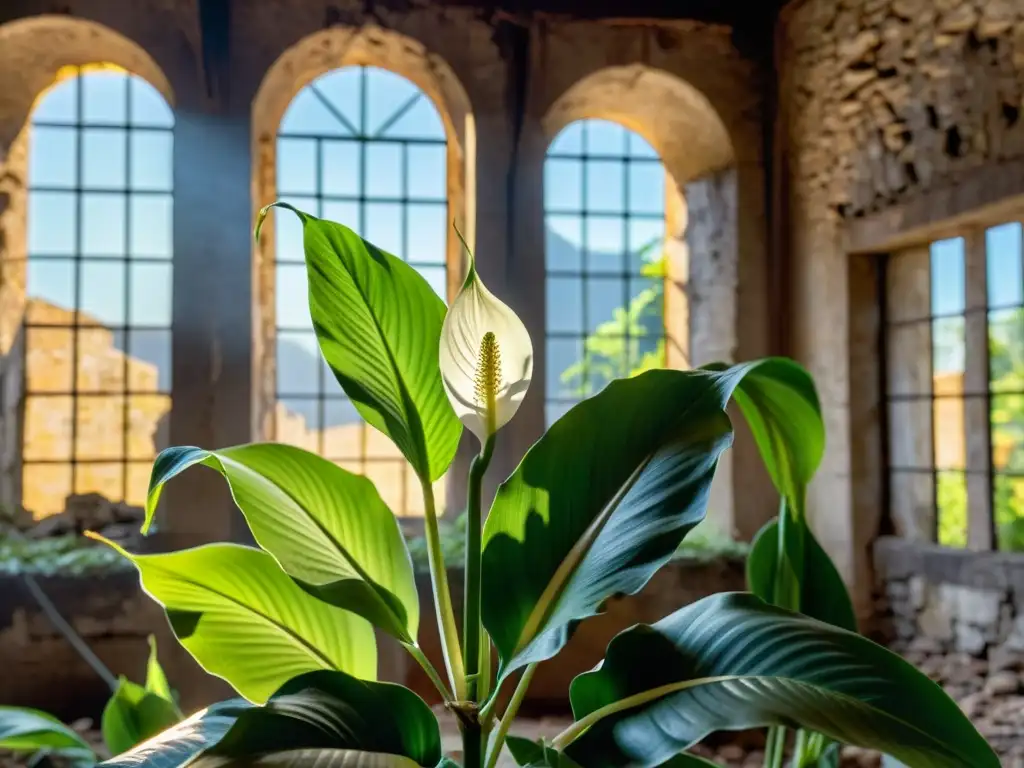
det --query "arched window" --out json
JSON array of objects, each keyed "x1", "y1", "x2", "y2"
[
  {"x1": 22, "y1": 66, "x2": 173, "y2": 518},
  {"x1": 544, "y1": 119, "x2": 668, "y2": 425},
  {"x1": 273, "y1": 65, "x2": 448, "y2": 516}
]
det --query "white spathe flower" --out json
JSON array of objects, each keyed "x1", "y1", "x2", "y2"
[{"x1": 439, "y1": 243, "x2": 533, "y2": 444}]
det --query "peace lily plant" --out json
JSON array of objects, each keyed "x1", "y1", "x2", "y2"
[{"x1": 1, "y1": 203, "x2": 1000, "y2": 768}]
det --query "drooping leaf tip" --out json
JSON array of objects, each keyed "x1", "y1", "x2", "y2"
[
  {"x1": 254, "y1": 201, "x2": 309, "y2": 244},
  {"x1": 84, "y1": 530, "x2": 132, "y2": 560}
]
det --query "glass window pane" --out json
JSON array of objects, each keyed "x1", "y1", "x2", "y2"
[
  {"x1": 276, "y1": 264, "x2": 311, "y2": 328},
  {"x1": 276, "y1": 399, "x2": 321, "y2": 452},
  {"x1": 586, "y1": 216, "x2": 625, "y2": 274},
  {"x1": 129, "y1": 262, "x2": 172, "y2": 325},
  {"x1": 30, "y1": 127, "x2": 77, "y2": 188},
  {"x1": 33, "y1": 78, "x2": 78, "y2": 125},
  {"x1": 936, "y1": 470, "x2": 967, "y2": 548},
  {"x1": 993, "y1": 393, "x2": 1024, "y2": 475},
  {"x1": 82, "y1": 72, "x2": 127, "y2": 123},
  {"x1": 321, "y1": 200, "x2": 360, "y2": 231},
  {"x1": 930, "y1": 237, "x2": 965, "y2": 316},
  {"x1": 130, "y1": 78, "x2": 173, "y2": 127},
  {"x1": 586, "y1": 276, "x2": 625, "y2": 330},
  {"x1": 75, "y1": 461, "x2": 124, "y2": 501},
  {"x1": 628, "y1": 162, "x2": 665, "y2": 214},
  {"x1": 932, "y1": 315, "x2": 965, "y2": 375},
  {"x1": 987, "y1": 222, "x2": 1023, "y2": 309},
  {"x1": 25, "y1": 328, "x2": 73, "y2": 393},
  {"x1": 547, "y1": 216, "x2": 582, "y2": 272},
  {"x1": 546, "y1": 277, "x2": 583, "y2": 333},
  {"x1": 322, "y1": 140, "x2": 361, "y2": 196},
  {"x1": 130, "y1": 196, "x2": 172, "y2": 258},
  {"x1": 76, "y1": 394, "x2": 124, "y2": 459},
  {"x1": 407, "y1": 145, "x2": 445, "y2": 200},
  {"x1": 22, "y1": 463, "x2": 72, "y2": 519},
  {"x1": 545, "y1": 159, "x2": 582, "y2": 211},
  {"x1": 549, "y1": 123, "x2": 583, "y2": 155},
  {"x1": 406, "y1": 203, "x2": 446, "y2": 266},
  {"x1": 989, "y1": 308, "x2": 1024, "y2": 392},
  {"x1": 364, "y1": 461, "x2": 405, "y2": 516},
  {"x1": 82, "y1": 193, "x2": 127, "y2": 257},
  {"x1": 80, "y1": 260, "x2": 126, "y2": 325},
  {"x1": 383, "y1": 98, "x2": 444, "y2": 141},
  {"x1": 585, "y1": 160, "x2": 625, "y2": 213},
  {"x1": 82, "y1": 129, "x2": 127, "y2": 189},
  {"x1": 995, "y1": 474, "x2": 1024, "y2": 552},
  {"x1": 932, "y1": 394, "x2": 965, "y2": 470},
  {"x1": 127, "y1": 395, "x2": 170, "y2": 458},
  {"x1": 584, "y1": 120, "x2": 627, "y2": 156},
  {"x1": 277, "y1": 331, "x2": 320, "y2": 395},
  {"x1": 23, "y1": 396, "x2": 72, "y2": 460},
  {"x1": 278, "y1": 138, "x2": 317, "y2": 195},
  {"x1": 29, "y1": 191, "x2": 77, "y2": 254},
  {"x1": 126, "y1": 462, "x2": 152, "y2": 508},
  {"x1": 322, "y1": 399, "x2": 363, "y2": 458},
  {"x1": 546, "y1": 337, "x2": 584, "y2": 400},
  {"x1": 127, "y1": 330, "x2": 171, "y2": 391},
  {"x1": 417, "y1": 267, "x2": 446, "y2": 300},
  {"x1": 365, "y1": 143, "x2": 402, "y2": 198},
  {"x1": 27, "y1": 258, "x2": 75, "y2": 311},
  {"x1": 76, "y1": 328, "x2": 124, "y2": 393},
  {"x1": 365, "y1": 203, "x2": 403, "y2": 257},
  {"x1": 130, "y1": 131, "x2": 173, "y2": 191}
]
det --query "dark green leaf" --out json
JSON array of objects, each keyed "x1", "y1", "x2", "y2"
[
  {"x1": 566, "y1": 593, "x2": 998, "y2": 768},
  {"x1": 192, "y1": 671, "x2": 441, "y2": 768},
  {"x1": 482, "y1": 369, "x2": 736, "y2": 679},
  {"x1": 658, "y1": 755, "x2": 721, "y2": 767},
  {"x1": 0, "y1": 706, "x2": 94, "y2": 757},
  {"x1": 93, "y1": 538, "x2": 376, "y2": 703},
  {"x1": 257, "y1": 204, "x2": 461, "y2": 483},
  {"x1": 193, "y1": 749, "x2": 421, "y2": 767},
  {"x1": 102, "y1": 677, "x2": 182, "y2": 755},
  {"x1": 143, "y1": 443, "x2": 419, "y2": 642},
  {"x1": 747, "y1": 518, "x2": 856, "y2": 633},
  {"x1": 145, "y1": 636, "x2": 175, "y2": 704},
  {"x1": 506, "y1": 737, "x2": 583, "y2": 768},
  {"x1": 100, "y1": 699, "x2": 251, "y2": 768},
  {"x1": 702, "y1": 358, "x2": 823, "y2": 519}
]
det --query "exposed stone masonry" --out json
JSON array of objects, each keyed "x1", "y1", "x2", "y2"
[{"x1": 786, "y1": 0, "x2": 1024, "y2": 221}]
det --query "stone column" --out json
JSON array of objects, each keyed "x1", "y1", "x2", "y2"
[
  {"x1": 160, "y1": 108, "x2": 253, "y2": 548},
  {"x1": 964, "y1": 228, "x2": 994, "y2": 551}
]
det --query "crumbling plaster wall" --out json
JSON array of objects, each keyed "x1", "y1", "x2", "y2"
[{"x1": 781, "y1": 0, "x2": 1024, "y2": 615}]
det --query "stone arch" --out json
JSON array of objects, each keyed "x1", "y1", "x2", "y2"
[
  {"x1": 0, "y1": 14, "x2": 175, "y2": 515},
  {"x1": 250, "y1": 25, "x2": 476, "y2": 441},
  {"x1": 541, "y1": 64, "x2": 744, "y2": 536}
]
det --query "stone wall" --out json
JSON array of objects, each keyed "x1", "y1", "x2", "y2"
[{"x1": 780, "y1": 0, "x2": 1024, "y2": 613}]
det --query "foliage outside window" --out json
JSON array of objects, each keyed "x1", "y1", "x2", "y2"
[{"x1": 885, "y1": 223, "x2": 1024, "y2": 551}]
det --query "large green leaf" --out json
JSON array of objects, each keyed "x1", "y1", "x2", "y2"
[
  {"x1": 194, "y1": 749, "x2": 421, "y2": 767},
  {"x1": 481, "y1": 369, "x2": 736, "y2": 678},
  {"x1": 145, "y1": 635, "x2": 175, "y2": 703},
  {"x1": 102, "y1": 677, "x2": 182, "y2": 756},
  {"x1": 191, "y1": 671, "x2": 441, "y2": 768},
  {"x1": 100, "y1": 699, "x2": 251, "y2": 768},
  {"x1": 257, "y1": 204, "x2": 461, "y2": 483},
  {"x1": 702, "y1": 358, "x2": 823, "y2": 519},
  {"x1": 747, "y1": 518, "x2": 856, "y2": 633},
  {"x1": 94, "y1": 539, "x2": 376, "y2": 703},
  {"x1": 0, "y1": 706, "x2": 94, "y2": 757},
  {"x1": 564, "y1": 593, "x2": 999, "y2": 768},
  {"x1": 143, "y1": 443, "x2": 419, "y2": 642},
  {"x1": 506, "y1": 738, "x2": 717, "y2": 768}
]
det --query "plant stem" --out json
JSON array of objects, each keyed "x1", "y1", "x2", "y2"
[
  {"x1": 764, "y1": 726, "x2": 787, "y2": 768},
  {"x1": 791, "y1": 729, "x2": 810, "y2": 767},
  {"x1": 422, "y1": 484, "x2": 467, "y2": 700},
  {"x1": 465, "y1": 436, "x2": 495, "y2": 702},
  {"x1": 484, "y1": 664, "x2": 537, "y2": 768},
  {"x1": 404, "y1": 643, "x2": 452, "y2": 701},
  {"x1": 463, "y1": 435, "x2": 495, "y2": 768}
]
